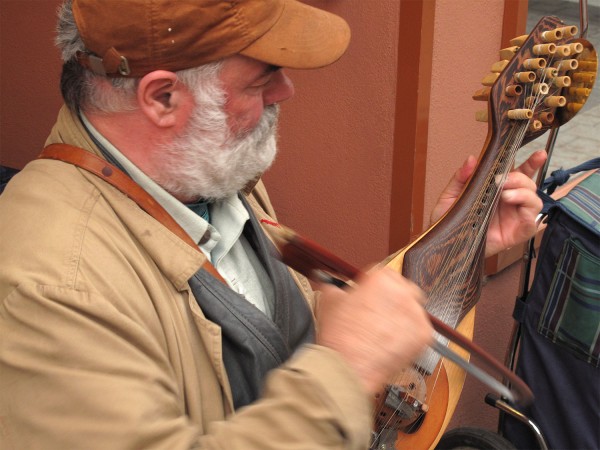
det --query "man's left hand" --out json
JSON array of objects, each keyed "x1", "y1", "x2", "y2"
[{"x1": 430, "y1": 150, "x2": 547, "y2": 257}]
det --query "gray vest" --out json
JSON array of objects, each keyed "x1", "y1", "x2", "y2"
[{"x1": 188, "y1": 197, "x2": 315, "y2": 409}]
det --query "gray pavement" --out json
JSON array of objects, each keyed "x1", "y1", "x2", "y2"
[{"x1": 516, "y1": 0, "x2": 599, "y2": 177}]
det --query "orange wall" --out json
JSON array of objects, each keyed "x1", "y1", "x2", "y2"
[
  {"x1": 0, "y1": 0, "x2": 63, "y2": 168},
  {"x1": 268, "y1": 0, "x2": 402, "y2": 266},
  {"x1": 1, "y1": 0, "x2": 528, "y2": 437}
]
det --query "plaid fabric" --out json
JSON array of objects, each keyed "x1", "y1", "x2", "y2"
[
  {"x1": 538, "y1": 237, "x2": 600, "y2": 367},
  {"x1": 538, "y1": 171, "x2": 600, "y2": 367},
  {"x1": 559, "y1": 172, "x2": 600, "y2": 233},
  {"x1": 503, "y1": 169, "x2": 600, "y2": 450}
]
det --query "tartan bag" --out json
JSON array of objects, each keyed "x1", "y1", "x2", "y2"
[{"x1": 502, "y1": 167, "x2": 600, "y2": 450}]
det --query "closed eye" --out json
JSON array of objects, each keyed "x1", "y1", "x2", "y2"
[{"x1": 249, "y1": 65, "x2": 281, "y2": 88}]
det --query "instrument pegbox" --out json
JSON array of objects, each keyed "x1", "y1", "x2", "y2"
[{"x1": 472, "y1": 15, "x2": 597, "y2": 147}]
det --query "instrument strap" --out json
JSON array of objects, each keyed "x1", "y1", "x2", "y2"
[
  {"x1": 38, "y1": 143, "x2": 227, "y2": 285},
  {"x1": 38, "y1": 144, "x2": 533, "y2": 404}
]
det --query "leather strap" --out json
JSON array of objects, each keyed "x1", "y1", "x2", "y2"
[{"x1": 39, "y1": 143, "x2": 227, "y2": 284}]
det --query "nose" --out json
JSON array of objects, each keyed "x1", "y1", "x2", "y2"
[{"x1": 263, "y1": 70, "x2": 295, "y2": 106}]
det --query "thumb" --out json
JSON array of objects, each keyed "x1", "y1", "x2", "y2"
[{"x1": 442, "y1": 155, "x2": 477, "y2": 199}]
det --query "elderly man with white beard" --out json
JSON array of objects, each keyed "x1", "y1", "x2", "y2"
[{"x1": 0, "y1": 1, "x2": 545, "y2": 449}]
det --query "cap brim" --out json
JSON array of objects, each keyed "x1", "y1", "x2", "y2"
[{"x1": 240, "y1": 0, "x2": 350, "y2": 69}]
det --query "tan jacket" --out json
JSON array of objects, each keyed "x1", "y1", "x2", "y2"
[{"x1": 0, "y1": 107, "x2": 371, "y2": 449}]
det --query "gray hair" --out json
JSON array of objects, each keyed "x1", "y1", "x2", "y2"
[{"x1": 55, "y1": 0, "x2": 222, "y2": 113}]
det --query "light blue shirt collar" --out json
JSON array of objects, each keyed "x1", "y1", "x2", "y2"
[
  {"x1": 81, "y1": 113, "x2": 270, "y2": 314},
  {"x1": 80, "y1": 113, "x2": 223, "y2": 252}
]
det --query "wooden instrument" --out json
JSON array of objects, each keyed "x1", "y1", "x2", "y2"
[{"x1": 371, "y1": 16, "x2": 597, "y2": 450}]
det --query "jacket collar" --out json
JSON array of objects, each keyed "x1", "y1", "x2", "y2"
[{"x1": 45, "y1": 105, "x2": 207, "y2": 290}]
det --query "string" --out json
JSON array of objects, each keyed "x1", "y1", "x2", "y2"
[
  {"x1": 376, "y1": 62, "x2": 561, "y2": 448},
  {"x1": 373, "y1": 29, "x2": 576, "y2": 446},
  {"x1": 373, "y1": 122, "x2": 529, "y2": 442},
  {"x1": 420, "y1": 46, "x2": 566, "y2": 356}
]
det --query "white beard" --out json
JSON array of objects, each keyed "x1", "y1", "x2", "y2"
[{"x1": 154, "y1": 86, "x2": 279, "y2": 202}]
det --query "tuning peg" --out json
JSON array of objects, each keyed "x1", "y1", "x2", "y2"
[
  {"x1": 505, "y1": 85, "x2": 523, "y2": 97},
  {"x1": 475, "y1": 110, "x2": 488, "y2": 122},
  {"x1": 472, "y1": 87, "x2": 491, "y2": 101},
  {"x1": 507, "y1": 109, "x2": 533, "y2": 120},
  {"x1": 544, "y1": 96, "x2": 567, "y2": 107},
  {"x1": 572, "y1": 72, "x2": 596, "y2": 83},
  {"x1": 555, "y1": 25, "x2": 578, "y2": 38},
  {"x1": 482, "y1": 72, "x2": 500, "y2": 86},
  {"x1": 538, "y1": 112, "x2": 554, "y2": 125},
  {"x1": 514, "y1": 71, "x2": 536, "y2": 83},
  {"x1": 541, "y1": 29, "x2": 563, "y2": 42},
  {"x1": 577, "y1": 60, "x2": 598, "y2": 71},
  {"x1": 532, "y1": 82, "x2": 549, "y2": 94},
  {"x1": 555, "y1": 45, "x2": 572, "y2": 57},
  {"x1": 491, "y1": 60, "x2": 509, "y2": 73},
  {"x1": 523, "y1": 58, "x2": 547, "y2": 69},
  {"x1": 554, "y1": 59, "x2": 579, "y2": 71},
  {"x1": 538, "y1": 68, "x2": 558, "y2": 79},
  {"x1": 524, "y1": 96, "x2": 536, "y2": 108},
  {"x1": 566, "y1": 102, "x2": 585, "y2": 113},
  {"x1": 568, "y1": 43, "x2": 584, "y2": 54},
  {"x1": 552, "y1": 76, "x2": 571, "y2": 87},
  {"x1": 499, "y1": 46, "x2": 519, "y2": 60},
  {"x1": 533, "y1": 43, "x2": 556, "y2": 55},
  {"x1": 568, "y1": 87, "x2": 592, "y2": 97},
  {"x1": 509, "y1": 34, "x2": 529, "y2": 47},
  {"x1": 529, "y1": 120, "x2": 543, "y2": 132}
]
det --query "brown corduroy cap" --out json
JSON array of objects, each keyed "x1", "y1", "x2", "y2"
[{"x1": 72, "y1": 0, "x2": 351, "y2": 77}]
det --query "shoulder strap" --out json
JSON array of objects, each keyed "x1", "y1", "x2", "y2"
[
  {"x1": 538, "y1": 157, "x2": 600, "y2": 214},
  {"x1": 542, "y1": 157, "x2": 600, "y2": 195},
  {"x1": 39, "y1": 143, "x2": 226, "y2": 284}
]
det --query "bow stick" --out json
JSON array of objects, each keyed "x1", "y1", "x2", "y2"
[{"x1": 270, "y1": 225, "x2": 533, "y2": 406}]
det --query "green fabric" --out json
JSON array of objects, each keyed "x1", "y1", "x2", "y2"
[
  {"x1": 537, "y1": 169, "x2": 600, "y2": 367},
  {"x1": 186, "y1": 199, "x2": 211, "y2": 223},
  {"x1": 559, "y1": 170, "x2": 600, "y2": 233}
]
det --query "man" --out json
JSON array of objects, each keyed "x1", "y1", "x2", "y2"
[{"x1": 0, "y1": 0, "x2": 545, "y2": 449}]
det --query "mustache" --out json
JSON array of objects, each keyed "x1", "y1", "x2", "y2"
[
  {"x1": 155, "y1": 99, "x2": 280, "y2": 202},
  {"x1": 233, "y1": 104, "x2": 280, "y2": 141}
]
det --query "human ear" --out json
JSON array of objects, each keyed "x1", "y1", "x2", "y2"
[{"x1": 137, "y1": 70, "x2": 184, "y2": 128}]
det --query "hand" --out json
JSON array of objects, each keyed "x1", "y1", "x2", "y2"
[
  {"x1": 315, "y1": 268, "x2": 433, "y2": 395},
  {"x1": 430, "y1": 150, "x2": 547, "y2": 257}
]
